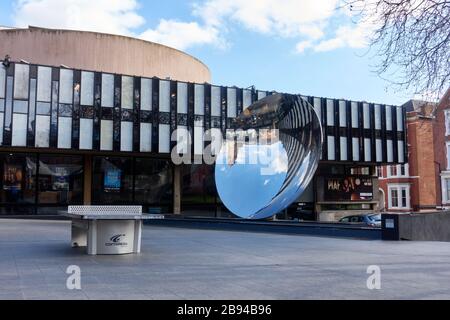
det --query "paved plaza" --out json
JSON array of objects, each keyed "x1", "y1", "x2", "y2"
[{"x1": 1, "y1": 219, "x2": 450, "y2": 300}]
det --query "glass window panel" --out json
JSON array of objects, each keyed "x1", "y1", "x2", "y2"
[
  {"x1": 92, "y1": 157, "x2": 134, "y2": 205},
  {"x1": 80, "y1": 71, "x2": 94, "y2": 106},
  {"x1": 374, "y1": 105, "x2": 381, "y2": 129},
  {"x1": 0, "y1": 64, "x2": 5, "y2": 99},
  {"x1": 101, "y1": 74, "x2": 114, "y2": 107},
  {"x1": 11, "y1": 113, "x2": 27, "y2": 147},
  {"x1": 401, "y1": 188, "x2": 407, "y2": 207},
  {"x1": 194, "y1": 127, "x2": 204, "y2": 155},
  {"x1": 0, "y1": 153, "x2": 37, "y2": 204},
  {"x1": 57, "y1": 117, "x2": 72, "y2": 149},
  {"x1": 14, "y1": 64, "x2": 29, "y2": 100},
  {"x1": 181, "y1": 164, "x2": 217, "y2": 215},
  {"x1": 140, "y1": 122, "x2": 152, "y2": 152},
  {"x1": 159, "y1": 124, "x2": 170, "y2": 153},
  {"x1": 13, "y1": 100, "x2": 28, "y2": 113},
  {"x1": 326, "y1": 99, "x2": 334, "y2": 126},
  {"x1": 100, "y1": 120, "x2": 113, "y2": 150},
  {"x1": 364, "y1": 138, "x2": 371, "y2": 161},
  {"x1": 37, "y1": 66, "x2": 52, "y2": 102},
  {"x1": 79, "y1": 118, "x2": 93, "y2": 150},
  {"x1": 398, "y1": 140, "x2": 405, "y2": 163},
  {"x1": 159, "y1": 80, "x2": 170, "y2": 112},
  {"x1": 257, "y1": 91, "x2": 266, "y2": 100},
  {"x1": 391, "y1": 189, "x2": 398, "y2": 207},
  {"x1": 327, "y1": 136, "x2": 335, "y2": 160},
  {"x1": 38, "y1": 155, "x2": 83, "y2": 204},
  {"x1": 194, "y1": 84, "x2": 204, "y2": 115},
  {"x1": 351, "y1": 102, "x2": 358, "y2": 128},
  {"x1": 0, "y1": 112, "x2": 4, "y2": 145},
  {"x1": 313, "y1": 97, "x2": 321, "y2": 123},
  {"x1": 387, "y1": 139, "x2": 394, "y2": 162},
  {"x1": 140, "y1": 78, "x2": 152, "y2": 111},
  {"x1": 397, "y1": 107, "x2": 404, "y2": 131},
  {"x1": 243, "y1": 90, "x2": 252, "y2": 109},
  {"x1": 175, "y1": 126, "x2": 189, "y2": 154},
  {"x1": 211, "y1": 86, "x2": 221, "y2": 117},
  {"x1": 36, "y1": 102, "x2": 51, "y2": 115},
  {"x1": 176, "y1": 82, "x2": 188, "y2": 114},
  {"x1": 386, "y1": 106, "x2": 393, "y2": 130},
  {"x1": 120, "y1": 121, "x2": 133, "y2": 151},
  {"x1": 227, "y1": 88, "x2": 237, "y2": 118},
  {"x1": 4, "y1": 77, "x2": 12, "y2": 134},
  {"x1": 446, "y1": 179, "x2": 450, "y2": 201},
  {"x1": 121, "y1": 76, "x2": 133, "y2": 109},
  {"x1": 363, "y1": 103, "x2": 370, "y2": 129},
  {"x1": 35, "y1": 115, "x2": 50, "y2": 148},
  {"x1": 210, "y1": 128, "x2": 222, "y2": 156},
  {"x1": 340, "y1": 136, "x2": 348, "y2": 161},
  {"x1": 376, "y1": 139, "x2": 383, "y2": 162},
  {"x1": 339, "y1": 100, "x2": 346, "y2": 127},
  {"x1": 59, "y1": 69, "x2": 73, "y2": 104},
  {"x1": 352, "y1": 138, "x2": 360, "y2": 161},
  {"x1": 134, "y1": 158, "x2": 173, "y2": 206}
]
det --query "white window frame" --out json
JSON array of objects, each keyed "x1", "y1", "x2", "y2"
[
  {"x1": 445, "y1": 110, "x2": 450, "y2": 136},
  {"x1": 387, "y1": 164, "x2": 409, "y2": 178},
  {"x1": 387, "y1": 184, "x2": 411, "y2": 210},
  {"x1": 446, "y1": 141, "x2": 450, "y2": 170},
  {"x1": 441, "y1": 173, "x2": 450, "y2": 204}
]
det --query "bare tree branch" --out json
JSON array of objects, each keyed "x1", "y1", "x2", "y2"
[{"x1": 343, "y1": 0, "x2": 450, "y2": 100}]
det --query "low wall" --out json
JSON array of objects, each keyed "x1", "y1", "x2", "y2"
[{"x1": 382, "y1": 212, "x2": 450, "y2": 241}]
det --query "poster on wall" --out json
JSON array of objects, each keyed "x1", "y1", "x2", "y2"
[
  {"x1": 325, "y1": 177, "x2": 373, "y2": 201},
  {"x1": 3, "y1": 165, "x2": 23, "y2": 191},
  {"x1": 52, "y1": 167, "x2": 70, "y2": 191},
  {"x1": 104, "y1": 169, "x2": 121, "y2": 192}
]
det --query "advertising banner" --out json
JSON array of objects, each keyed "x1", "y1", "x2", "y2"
[{"x1": 325, "y1": 176, "x2": 373, "y2": 201}]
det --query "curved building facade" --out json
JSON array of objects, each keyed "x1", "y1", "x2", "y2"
[
  {"x1": 0, "y1": 27, "x2": 211, "y2": 83},
  {"x1": 0, "y1": 27, "x2": 407, "y2": 220}
]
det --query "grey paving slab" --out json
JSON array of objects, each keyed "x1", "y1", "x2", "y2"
[{"x1": 1, "y1": 219, "x2": 450, "y2": 299}]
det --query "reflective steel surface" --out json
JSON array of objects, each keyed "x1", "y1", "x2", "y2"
[{"x1": 215, "y1": 94, "x2": 323, "y2": 219}]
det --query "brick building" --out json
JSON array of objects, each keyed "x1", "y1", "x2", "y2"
[
  {"x1": 379, "y1": 91, "x2": 450, "y2": 213},
  {"x1": 434, "y1": 89, "x2": 450, "y2": 208}
]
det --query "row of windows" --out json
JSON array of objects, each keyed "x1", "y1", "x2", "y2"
[
  {"x1": 377, "y1": 164, "x2": 410, "y2": 178},
  {"x1": 0, "y1": 62, "x2": 407, "y2": 164}
]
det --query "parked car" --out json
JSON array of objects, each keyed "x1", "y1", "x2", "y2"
[{"x1": 339, "y1": 213, "x2": 382, "y2": 227}]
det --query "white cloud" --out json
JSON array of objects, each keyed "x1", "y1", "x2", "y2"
[
  {"x1": 194, "y1": 0, "x2": 339, "y2": 38},
  {"x1": 139, "y1": 19, "x2": 224, "y2": 51},
  {"x1": 295, "y1": 40, "x2": 313, "y2": 53},
  {"x1": 13, "y1": 0, "x2": 144, "y2": 35},
  {"x1": 314, "y1": 22, "x2": 373, "y2": 52},
  {"x1": 10, "y1": 0, "x2": 376, "y2": 52}
]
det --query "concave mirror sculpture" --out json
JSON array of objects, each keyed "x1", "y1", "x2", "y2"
[{"x1": 215, "y1": 94, "x2": 323, "y2": 219}]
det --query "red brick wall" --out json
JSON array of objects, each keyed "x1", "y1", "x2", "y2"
[{"x1": 434, "y1": 89, "x2": 450, "y2": 206}]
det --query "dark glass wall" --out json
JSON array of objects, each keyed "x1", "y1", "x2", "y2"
[
  {"x1": 181, "y1": 164, "x2": 235, "y2": 218},
  {"x1": 0, "y1": 153, "x2": 83, "y2": 215},
  {"x1": 134, "y1": 158, "x2": 173, "y2": 206},
  {"x1": 92, "y1": 156, "x2": 173, "y2": 212}
]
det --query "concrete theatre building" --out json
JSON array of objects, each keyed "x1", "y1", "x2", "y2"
[{"x1": 0, "y1": 27, "x2": 407, "y2": 221}]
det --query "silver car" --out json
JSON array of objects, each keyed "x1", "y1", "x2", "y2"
[{"x1": 339, "y1": 214, "x2": 382, "y2": 228}]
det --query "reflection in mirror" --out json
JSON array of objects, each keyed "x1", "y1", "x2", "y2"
[{"x1": 215, "y1": 94, "x2": 322, "y2": 219}]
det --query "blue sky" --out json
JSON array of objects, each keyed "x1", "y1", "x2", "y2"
[{"x1": 0, "y1": 0, "x2": 418, "y2": 105}]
